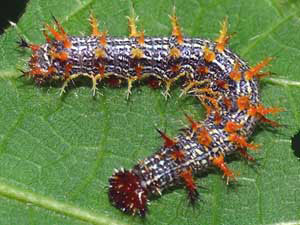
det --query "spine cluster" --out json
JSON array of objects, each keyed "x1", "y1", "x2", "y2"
[{"x1": 20, "y1": 8, "x2": 281, "y2": 217}]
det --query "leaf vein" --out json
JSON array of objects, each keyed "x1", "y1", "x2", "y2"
[{"x1": 0, "y1": 180, "x2": 128, "y2": 225}]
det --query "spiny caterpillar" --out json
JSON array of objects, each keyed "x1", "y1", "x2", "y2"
[{"x1": 19, "y1": 7, "x2": 282, "y2": 217}]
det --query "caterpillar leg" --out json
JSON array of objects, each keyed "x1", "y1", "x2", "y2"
[
  {"x1": 162, "y1": 80, "x2": 172, "y2": 99},
  {"x1": 162, "y1": 73, "x2": 186, "y2": 99},
  {"x1": 126, "y1": 77, "x2": 137, "y2": 99},
  {"x1": 60, "y1": 74, "x2": 80, "y2": 95},
  {"x1": 83, "y1": 74, "x2": 103, "y2": 96},
  {"x1": 180, "y1": 79, "x2": 210, "y2": 97}
]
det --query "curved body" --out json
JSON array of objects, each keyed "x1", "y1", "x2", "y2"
[{"x1": 22, "y1": 13, "x2": 279, "y2": 217}]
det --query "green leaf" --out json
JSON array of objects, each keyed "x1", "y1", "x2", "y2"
[{"x1": 1, "y1": 0, "x2": 300, "y2": 224}]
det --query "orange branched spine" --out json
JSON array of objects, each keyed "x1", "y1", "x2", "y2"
[{"x1": 215, "y1": 17, "x2": 231, "y2": 52}]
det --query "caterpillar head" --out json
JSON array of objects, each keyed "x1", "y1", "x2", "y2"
[{"x1": 108, "y1": 168, "x2": 148, "y2": 217}]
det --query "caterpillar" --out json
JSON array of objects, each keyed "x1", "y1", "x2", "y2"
[{"x1": 19, "y1": 8, "x2": 282, "y2": 217}]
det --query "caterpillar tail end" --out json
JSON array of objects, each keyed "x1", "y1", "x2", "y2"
[{"x1": 108, "y1": 168, "x2": 148, "y2": 217}]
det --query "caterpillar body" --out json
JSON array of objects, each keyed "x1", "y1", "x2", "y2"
[{"x1": 19, "y1": 8, "x2": 281, "y2": 217}]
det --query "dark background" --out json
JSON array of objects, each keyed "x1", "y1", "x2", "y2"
[{"x1": 0, "y1": 0, "x2": 29, "y2": 34}]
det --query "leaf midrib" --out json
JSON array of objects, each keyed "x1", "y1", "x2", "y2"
[{"x1": 0, "y1": 180, "x2": 128, "y2": 225}]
